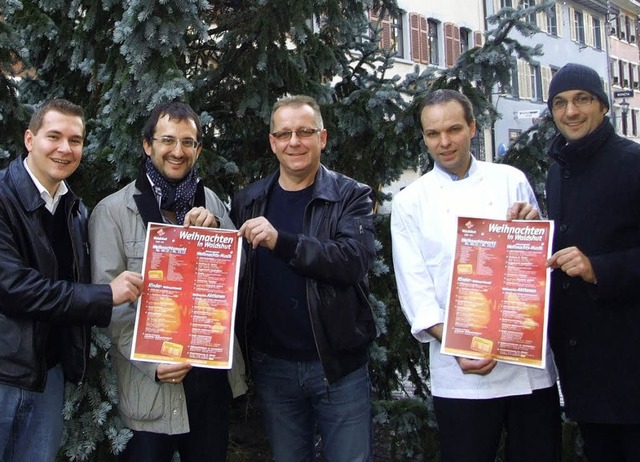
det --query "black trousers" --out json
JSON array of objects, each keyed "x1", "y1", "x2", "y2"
[
  {"x1": 119, "y1": 368, "x2": 231, "y2": 462},
  {"x1": 578, "y1": 422, "x2": 640, "y2": 462},
  {"x1": 433, "y1": 385, "x2": 561, "y2": 462}
]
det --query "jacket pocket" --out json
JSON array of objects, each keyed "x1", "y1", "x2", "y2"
[
  {"x1": 315, "y1": 282, "x2": 377, "y2": 352},
  {"x1": 114, "y1": 357, "x2": 165, "y2": 421}
]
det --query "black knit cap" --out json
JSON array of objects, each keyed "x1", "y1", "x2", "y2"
[{"x1": 547, "y1": 63, "x2": 609, "y2": 111}]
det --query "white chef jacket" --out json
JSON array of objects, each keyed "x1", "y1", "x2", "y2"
[{"x1": 391, "y1": 157, "x2": 557, "y2": 399}]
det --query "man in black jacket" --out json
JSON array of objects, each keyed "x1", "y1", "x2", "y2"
[
  {"x1": 546, "y1": 63, "x2": 640, "y2": 462},
  {"x1": 231, "y1": 95, "x2": 376, "y2": 461},
  {"x1": 0, "y1": 99, "x2": 142, "y2": 462}
]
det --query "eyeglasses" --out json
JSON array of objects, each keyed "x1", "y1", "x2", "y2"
[
  {"x1": 152, "y1": 136, "x2": 201, "y2": 149},
  {"x1": 270, "y1": 128, "x2": 321, "y2": 141},
  {"x1": 551, "y1": 95, "x2": 596, "y2": 111}
]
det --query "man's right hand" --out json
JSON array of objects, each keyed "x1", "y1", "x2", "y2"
[
  {"x1": 156, "y1": 362, "x2": 192, "y2": 384},
  {"x1": 428, "y1": 324, "x2": 497, "y2": 375},
  {"x1": 110, "y1": 271, "x2": 143, "y2": 305}
]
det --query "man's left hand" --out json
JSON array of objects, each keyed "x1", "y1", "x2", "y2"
[
  {"x1": 183, "y1": 207, "x2": 219, "y2": 228},
  {"x1": 546, "y1": 246, "x2": 596, "y2": 284}
]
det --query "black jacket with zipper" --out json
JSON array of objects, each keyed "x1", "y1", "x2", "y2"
[
  {"x1": 0, "y1": 156, "x2": 113, "y2": 391},
  {"x1": 230, "y1": 165, "x2": 377, "y2": 384}
]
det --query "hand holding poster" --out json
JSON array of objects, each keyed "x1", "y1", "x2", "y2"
[
  {"x1": 131, "y1": 223, "x2": 241, "y2": 369},
  {"x1": 441, "y1": 217, "x2": 554, "y2": 368}
]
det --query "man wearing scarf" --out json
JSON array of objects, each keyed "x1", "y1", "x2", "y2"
[{"x1": 89, "y1": 101, "x2": 246, "y2": 462}]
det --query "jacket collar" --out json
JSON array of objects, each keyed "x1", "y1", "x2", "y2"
[
  {"x1": 8, "y1": 155, "x2": 77, "y2": 213},
  {"x1": 247, "y1": 164, "x2": 341, "y2": 205},
  {"x1": 549, "y1": 117, "x2": 614, "y2": 166},
  {"x1": 132, "y1": 159, "x2": 206, "y2": 227}
]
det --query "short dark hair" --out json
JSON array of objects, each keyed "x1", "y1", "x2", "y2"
[
  {"x1": 270, "y1": 95, "x2": 324, "y2": 132},
  {"x1": 142, "y1": 101, "x2": 202, "y2": 143},
  {"x1": 28, "y1": 99, "x2": 85, "y2": 135},
  {"x1": 418, "y1": 89, "x2": 475, "y2": 129}
]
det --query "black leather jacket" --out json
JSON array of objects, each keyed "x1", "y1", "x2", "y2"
[
  {"x1": 231, "y1": 165, "x2": 377, "y2": 384},
  {"x1": 0, "y1": 156, "x2": 113, "y2": 391}
]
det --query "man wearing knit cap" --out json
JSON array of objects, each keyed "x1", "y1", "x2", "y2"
[{"x1": 546, "y1": 62, "x2": 640, "y2": 461}]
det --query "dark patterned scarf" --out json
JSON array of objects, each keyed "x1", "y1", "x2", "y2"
[{"x1": 145, "y1": 157, "x2": 199, "y2": 224}]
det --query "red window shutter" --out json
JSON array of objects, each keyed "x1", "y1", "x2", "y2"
[
  {"x1": 410, "y1": 13, "x2": 429, "y2": 64},
  {"x1": 420, "y1": 16, "x2": 428, "y2": 64},
  {"x1": 453, "y1": 25, "x2": 461, "y2": 64},
  {"x1": 381, "y1": 15, "x2": 392, "y2": 50},
  {"x1": 445, "y1": 22, "x2": 454, "y2": 67},
  {"x1": 474, "y1": 30, "x2": 482, "y2": 47},
  {"x1": 410, "y1": 13, "x2": 420, "y2": 62}
]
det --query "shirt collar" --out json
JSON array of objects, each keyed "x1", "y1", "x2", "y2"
[
  {"x1": 23, "y1": 159, "x2": 68, "y2": 214},
  {"x1": 435, "y1": 154, "x2": 477, "y2": 181}
]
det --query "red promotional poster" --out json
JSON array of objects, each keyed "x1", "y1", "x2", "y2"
[
  {"x1": 441, "y1": 217, "x2": 554, "y2": 368},
  {"x1": 131, "y1": 223, "x2": 241, "y2": 369}
]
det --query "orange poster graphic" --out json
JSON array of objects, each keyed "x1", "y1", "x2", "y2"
[
  {"x1": 441, "y1": 217, "x2": 554, "y2": 369},
  {"x1": 131, "y1": 223, "x2": 241, "y2": 369}
]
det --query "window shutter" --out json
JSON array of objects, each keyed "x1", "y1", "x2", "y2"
[
  {"x1": 537, "y1": 10, "x2": 547, "y2": 33},
  {"x1": 556, "y1": 4, "x2": 563, "y2": 37},
  {"x1": 409, "y1": 13, "x2": 429, "y2": 64},
  {"x1": 410, "y1": 13, "x2": 422, "y2": 63},
  {"x1": 444, "y1": 23, "x2": 458, "y2": 67},
  {"x1": 474, "y1": 30, "x2": 482, "y2": 47},
  {"x1": 517, "y1": 60, "x2": 532, "y2": 99},
  {"x1": 370, "y1": 9, "x2": 392, "y2": 50},
  {"x1": 541, "y1": 66, "x2": 552, "y2": 101},
  {"x1": 585, "y1": 14, "x2": 594, "y2": 47},
  {"x1": 420, "y1": 16, "x2": 429, "y2": 64},
  {"x1": 569, "y1": 7, "x2": 576, "y2": 41}
]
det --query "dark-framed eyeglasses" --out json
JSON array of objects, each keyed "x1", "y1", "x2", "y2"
[
  {"x1": 152, "y1": 136, "x2": 201, "y2": 149},
  {"x1": 270, "y1": 128, "x2": 321, "y2": 141},
  {"x1": 551, "y1": 95, "x2": 596, "y2": 111}
]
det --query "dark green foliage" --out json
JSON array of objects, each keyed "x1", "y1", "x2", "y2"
[{"x1": 498, "y1": 111, "x2": 558, "y2": 216}]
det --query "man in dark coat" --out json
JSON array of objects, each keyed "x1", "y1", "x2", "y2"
[{"x1": 546, "y1": 63, "x2": 640, "y2": 462}]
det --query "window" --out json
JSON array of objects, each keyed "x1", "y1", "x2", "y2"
[
  {"x1": 517, "y1": 59, "x2": 541, "y2": 101},
  {"x1": 522, "y1": 0, "x2": 536, "y2": 24},
  {"x1": 629, "y1": 16, "x2": 636, "y2": 43},
  {"x1": 625, "y1": 15, "x2": 632, "y2": 42},
  {"x1": 572, "y1": 10, "x2": 585, "y2": 44},
  {"x1": 390, "y1": 15, "x2": 405, "y2": 58},
  {"x1": 428, "y1": 20, "x2": 439, "y2": 65},
  {"x1": 593, "y1": 18, "x2": 602, "y2": 50},
  {"x1": 460, "y1": 28, "x2": 470, "y2": 54},
  {"x1": 370, "y1": 11, "x2": 405, "y2": 58},
  {"x1": 611, "y1": 59, "x2": 620, "y2": 86},
  {"x1": 622, "y1": 61, "x2": 630, "y2": 88},
  {"x1": 545, "y1": 5, "x2": 558, "y2": 36}
]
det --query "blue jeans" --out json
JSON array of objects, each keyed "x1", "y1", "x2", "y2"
[
  {"x1": 0, "y1": 364, "x2": 64, "y2": 462},
  {"x1": 252, "y1": 351, "x2": 372, "y2": 462}
]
